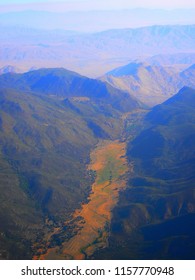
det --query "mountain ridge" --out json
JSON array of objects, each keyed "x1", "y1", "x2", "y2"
[{"x1": 0, "y1": 67, "x2": 142, "y2": 112}]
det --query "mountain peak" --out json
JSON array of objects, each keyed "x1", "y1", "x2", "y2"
[{"x1": 24, "y1": 67, "x2": 82, "y2": 78}]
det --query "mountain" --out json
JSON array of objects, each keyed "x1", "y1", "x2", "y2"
[
  {"x1": 101, "y1": 62, "x2": 195, "y2": 106},
  {"x1": 0, "y1": 67, "x2": 141, "y2": 259},
  {"x1": 93, "y1": 87, "x2": 195, "y2": 260},
  {"x1": 101, "y1": 62, "x2": 179, "y2": 105},
  {"x1": 0, "y1": 68, "x2": 141, "y2": 112},
  {"x1": 0, "y1": 25, "x2": 195, "y2": 77},
  {"x1": 131, "y1": 86, "x2": 195, "y2": 166}
]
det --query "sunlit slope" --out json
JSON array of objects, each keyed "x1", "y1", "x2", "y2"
[{"x1": 102, "y1": 62, "x2": 195, "y2": 106}]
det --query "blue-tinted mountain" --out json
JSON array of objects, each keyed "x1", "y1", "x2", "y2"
[{"x1": 0, "y1": 68, "x2": 141, "y2": 112}]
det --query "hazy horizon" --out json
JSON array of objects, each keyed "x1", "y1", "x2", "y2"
[
  {"x1": 1, "y1": 0, "x2": 195, "y2": 32},
  {"x1": 1, "y1": 0, "x2": 195, "y2": 12},
  {"x1": 0, "y1": 8, "x2": 195, "y2": 32},
  {"x1": 0, "y1": 0, "x2": 195, "y2": 75}
]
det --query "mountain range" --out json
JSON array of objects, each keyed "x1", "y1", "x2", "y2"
[{"x1": 0, "y1": 25, "x2": 195, "y2": 77}]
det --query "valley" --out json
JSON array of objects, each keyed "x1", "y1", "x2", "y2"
[
  {"x1": 0, "y1": 17, "x2": 195, "y2": 260},
  {"x1": 0, "y1": 68, "x2": 141, "y2": 260},
  {"x1": 0, "y1": 66, "x2": 194, "y2": 260},
  {"x1": 34, "y1": 140, "x2": 129, "y2": 260}
]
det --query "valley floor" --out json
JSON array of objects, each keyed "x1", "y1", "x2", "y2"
[{"x1": 34, "y1": 140, "x2": 129, "y2": 260}]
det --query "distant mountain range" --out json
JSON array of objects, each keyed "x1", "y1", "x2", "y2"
[
  {"x1": 101, "y1": 62, "x2": 195, "y2": 105},
  {"x1": 0, "y1": 25, "x2": 195, "y2": 76},
  {"x1": 1, "y1": 9, "x2": 195, "y2": 32},
  {"x1": 146, "y1": 52, "x2": 195, "y2": 67}
]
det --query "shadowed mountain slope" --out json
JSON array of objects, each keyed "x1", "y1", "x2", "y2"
[{"x1": 93, "y1": 87, "x2": 195, "y2": 260}]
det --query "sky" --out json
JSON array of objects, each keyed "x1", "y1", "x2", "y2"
[{"x1": 1, "y1": 0, "x2": 195, "y2": 12}]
